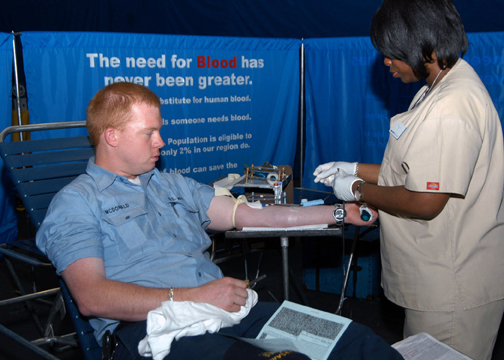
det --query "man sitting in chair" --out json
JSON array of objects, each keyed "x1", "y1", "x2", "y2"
[{"x1": 36, "y1": 83, "x2": 400, "y2": 360}]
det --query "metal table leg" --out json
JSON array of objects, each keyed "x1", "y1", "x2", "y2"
[
  {"x1": 280, "y1": 236, "x2": 289, "y2": 300},
  {"x1": 336, "y1": 226, "x2": 360, "y2": 314}
]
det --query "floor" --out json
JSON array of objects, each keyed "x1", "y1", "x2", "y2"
[{"x1": 0, "y1": 211, "x2": 503, "y2": 360}]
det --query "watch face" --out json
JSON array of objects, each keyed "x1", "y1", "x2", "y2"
[{"x1": 333, "y1": 204, "x2": 345, "y2": 225}]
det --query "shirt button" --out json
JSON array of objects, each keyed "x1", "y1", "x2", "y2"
[
  {"x1": 125, "y1": 216, "x2": 130, "y2": 219},
  {"x1": 198, "y1": 272, "x2": 202, "y2": 277}
]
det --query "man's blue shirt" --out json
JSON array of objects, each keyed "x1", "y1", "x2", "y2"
[{"x1": 36, "y1": 158, "x2": 222, "y2": 339}]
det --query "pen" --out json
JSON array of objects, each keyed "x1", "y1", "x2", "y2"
[{"x1": 247, "y1": 274, "x2": 267, "y2": 288}]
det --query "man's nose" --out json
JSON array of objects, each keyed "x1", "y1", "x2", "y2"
[{"x1": 155, "y1": 133, "x2": 165, "y2": 148}]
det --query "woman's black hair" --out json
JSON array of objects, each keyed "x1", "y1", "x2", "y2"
[{"x1": 370, "y1": 0, "x2": 468, "y2": 79}]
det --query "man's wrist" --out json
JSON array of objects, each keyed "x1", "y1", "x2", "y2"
[{"x1": 332, "y1": 203, "x2": 347, "y2": 226}]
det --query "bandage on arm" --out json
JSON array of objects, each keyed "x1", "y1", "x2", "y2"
[{"x1": 233, "y1": 204, "x2": 335, "y2": 230}]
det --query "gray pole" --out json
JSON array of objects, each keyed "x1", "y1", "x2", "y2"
[
  {"x1": 299, "y1": 42, "x2": 305, "y2": 187},
  {"x1": 12, "y1": 32, "x2": 23, "y2": 141}
]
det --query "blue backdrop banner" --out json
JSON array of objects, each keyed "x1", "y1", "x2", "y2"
[
  {"x1": 0, "y1": 33, "x2": 11, "y2": 126},
  {"x1": 464, "y1": 32, "x2": 504, "y2": 117},
  {"x1": 0, "y1": 32, "x2": 18, "y2": 246},
  {"x1": 21, "y1": 31, "x2": 301, "y2": 184},
  {"x1": 302, "y1": 32, "x2": 504, "y2": 191}
]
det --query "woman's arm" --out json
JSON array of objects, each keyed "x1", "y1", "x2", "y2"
[{"x1": 352, "y1": 181, "x2": 450, "y2": 220}]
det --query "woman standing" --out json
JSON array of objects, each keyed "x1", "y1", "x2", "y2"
[{"x1": 314, "y1": 0, "x2": 504, "y2": 359}]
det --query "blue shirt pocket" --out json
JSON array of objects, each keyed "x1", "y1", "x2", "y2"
[
  {"x1": 102, "y1": 206, "x2": 149, "y2": 251},
  {"x1": 158, "y1": 200, "x2": 210, "y2": 250}
]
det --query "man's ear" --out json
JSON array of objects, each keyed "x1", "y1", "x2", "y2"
[{"x1": 104, "y1": 128, "x2": 118, "y2": 147}]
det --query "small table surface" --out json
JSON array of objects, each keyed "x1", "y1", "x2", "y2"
[{"x1": 225, "y1": 226, "x2": 342, "y2": 239}]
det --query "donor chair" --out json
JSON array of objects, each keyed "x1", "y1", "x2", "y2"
[{"x1": 0, "y1": 121, "x2": 101, "y2": 360}]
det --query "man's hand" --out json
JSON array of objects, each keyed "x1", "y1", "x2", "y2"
[
  {"x1": 332, "y1": 169, "x2": 362, "y2": 201},
  {"x1": 183, "y1": 277, "x2": 248, "y2": 312},
  {"x1": 344, "y1": 202, "x2": 378, "y2": 226},
  {"x1": 314, "y1": 161, "x2": 357, "y2": 186}
]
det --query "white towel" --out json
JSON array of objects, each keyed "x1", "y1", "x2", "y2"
[{"x1": 138, "y1": 289, "x2": 258, "y2": 360}]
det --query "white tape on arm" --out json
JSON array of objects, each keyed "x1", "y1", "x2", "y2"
[
  {"x1": 214, "y1": 188, "x2": 248, "y2": 228},
  {"x1": 232, "y1": 195, "x2": 248, "y2": 228}
]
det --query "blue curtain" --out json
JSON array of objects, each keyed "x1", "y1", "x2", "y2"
[
  {"x1": 0, "y1": 33, "x2": 17, "y2": 247},
  {"x1": 302, "y1": 32, "x2": 504, "y2": 190}
]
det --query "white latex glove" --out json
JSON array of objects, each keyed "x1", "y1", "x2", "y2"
[
  {"x1": 313, "y1": 161, "x2": 357, "y2": 187},
  {"x1": 332, "y1": 169, "x2": 362, "y2": 201}
]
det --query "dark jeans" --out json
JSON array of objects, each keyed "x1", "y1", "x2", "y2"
[{"x1": 113, "y1": 302, "x2": 404, "y2": 360}]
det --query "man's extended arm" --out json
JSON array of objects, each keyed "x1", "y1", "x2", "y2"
[{"x1": 206, "y1": 195, "x2": 378, "y2": 231}]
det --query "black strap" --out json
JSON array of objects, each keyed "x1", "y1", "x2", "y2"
[{"x1": 102, "y1": 330, "x2": 116, "y2": 360}]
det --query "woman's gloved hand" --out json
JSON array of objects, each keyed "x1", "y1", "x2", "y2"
[
  {"x1": 313, "y1": 161, "x2": 357, "y2": 187},
  {"x1": 332, "y1": 169, "x2": 362, "y2": 201}
]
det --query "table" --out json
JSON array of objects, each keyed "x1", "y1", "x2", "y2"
[
  {"x1": 223, "y1": 188, "x2": 367, "y2": 314},
  {"x1": 225, "y1": 227, "x2": 343, "y2": 302}
]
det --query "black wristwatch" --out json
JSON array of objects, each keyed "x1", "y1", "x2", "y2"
[{"x1": 332, "y1": 203, "x2": 346, "y2": 226}]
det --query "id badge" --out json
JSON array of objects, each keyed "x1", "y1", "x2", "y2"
[{"x1": 390, "y1": 119, "x2": 407, "y2": 140}]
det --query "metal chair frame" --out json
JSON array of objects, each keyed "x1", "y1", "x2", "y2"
[{"x1": 0, "y1": 121, "x2": 101, "y2": 360}]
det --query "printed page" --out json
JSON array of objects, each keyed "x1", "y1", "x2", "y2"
[
  {"x1": 212, "y1": 175, "x2": 245, "y2": 189},
  {"x1": 393, "y1": 333, "x2": 472, "y2": 360},
  {"x1": 249, "y1": 301, "x2": 352, "y2": 360}
]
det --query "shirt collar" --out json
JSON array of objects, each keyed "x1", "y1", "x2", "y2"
[{"x1": 86, "y1": 157, "x2": 157, "y2": 192}]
